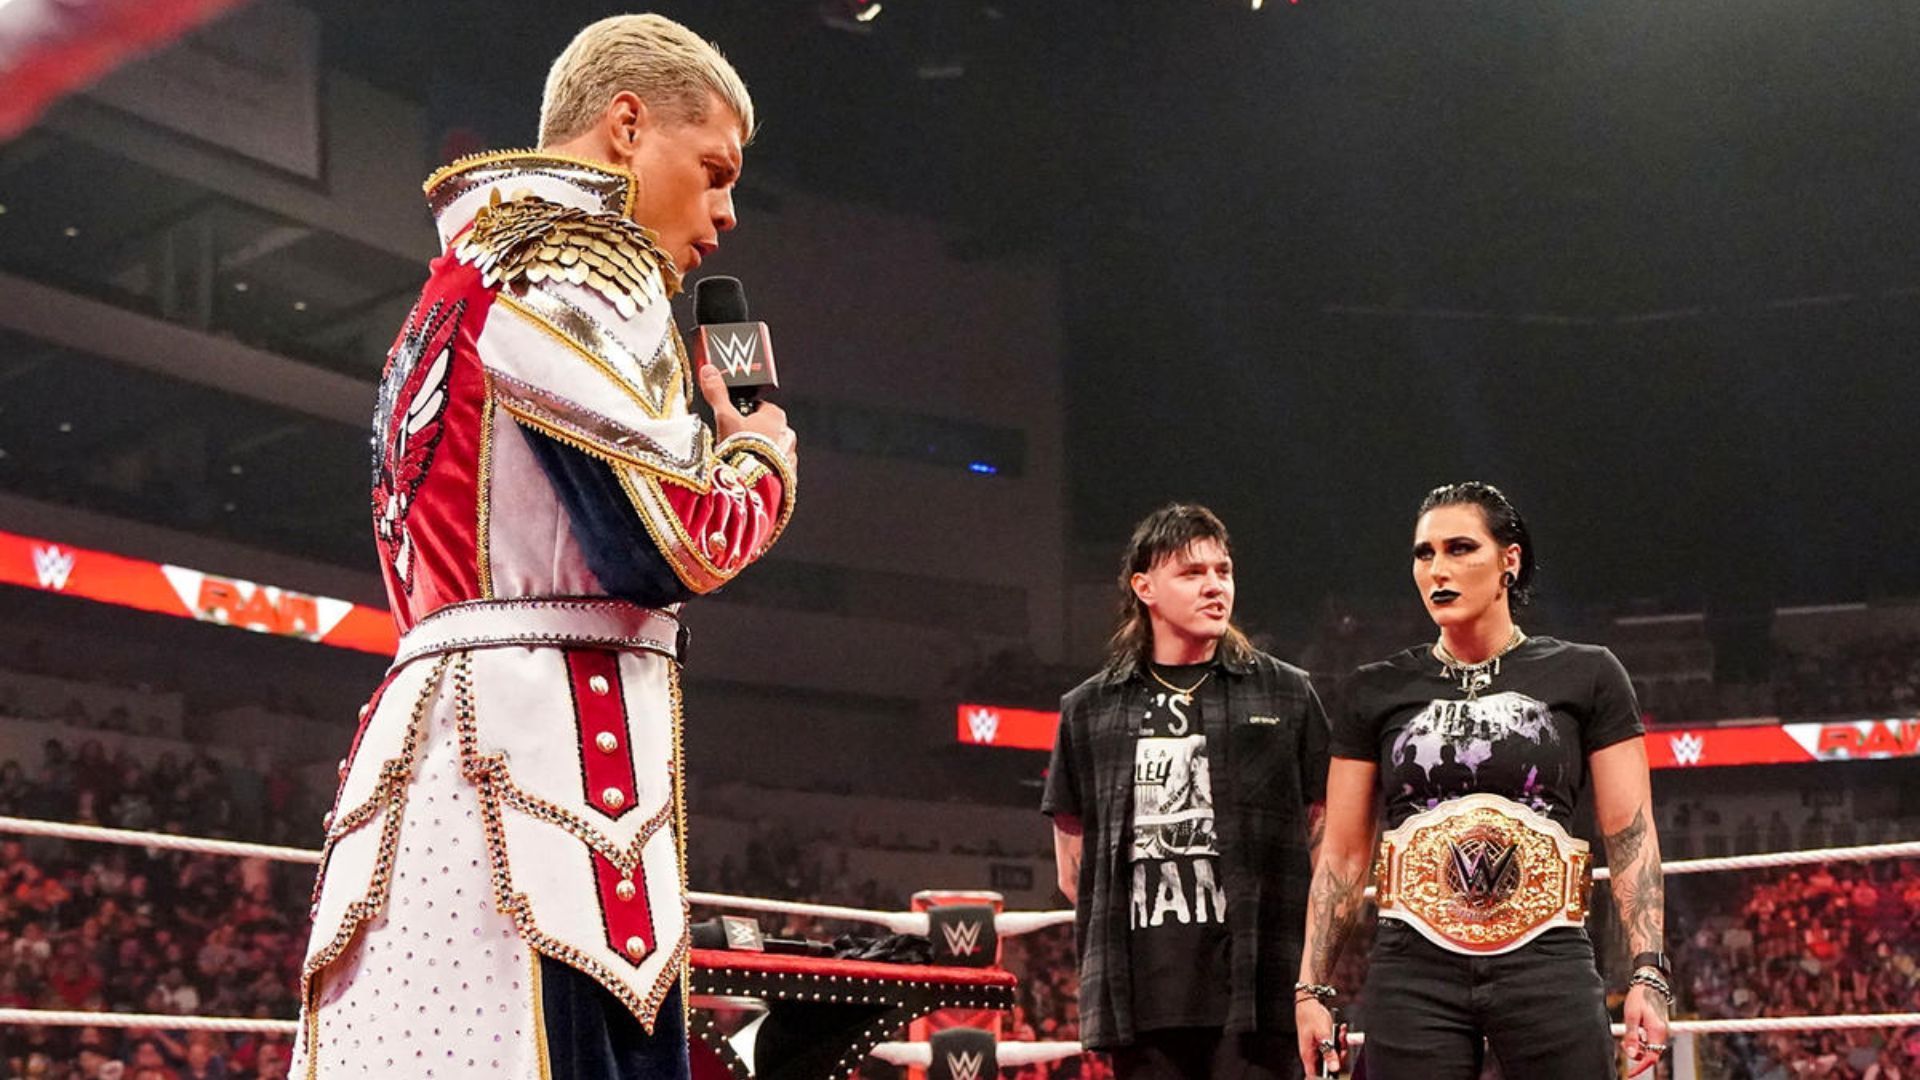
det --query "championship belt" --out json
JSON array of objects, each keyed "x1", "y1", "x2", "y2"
[{"x1": 1373, "y1": 792, "x2": 1592, "y2": 955}]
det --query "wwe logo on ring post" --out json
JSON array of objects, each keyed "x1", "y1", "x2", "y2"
[
  {"x1": 941, "y1": 919, "x2": 983, "y2": 957},
  {"x1": 967, "y1": 708, "x2": 1000, "y2": 744},
  {"x1": 710, "y1": 329, "x2": 761, "y2": 377},
  {"x1": 947, "y1": 1051, "x2": 985, "y2": 1080},
  {"x1": 1669, "y1": 732, "x2": 1705, "y2": 767},
  {"x1": 32, "y1": 546, "x2": 75, "y2": 591}
]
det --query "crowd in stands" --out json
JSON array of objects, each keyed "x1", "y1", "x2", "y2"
[
  {"x1": 0, "y1": 737, "x2": 318, "y2": 1079},
  {"x1": 1774, "y1": 637, "x2": 1920, "y2": 722},
  {"x1": 1672, "y1": 861, "x2": 1920, "y2": 1079},
  {"x1": 1, "y1": 616, "x2": 1918, "y2": 1078}
]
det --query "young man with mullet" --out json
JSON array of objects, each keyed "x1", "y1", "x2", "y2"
[
  {"x1": 293, "y1": 15, "x2": 796, "y2": 1079},
  {"x1": 1044, "y1": 504, "x2": 1329, "y2": 1080}
]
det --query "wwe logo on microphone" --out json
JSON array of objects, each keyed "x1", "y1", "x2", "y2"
[
  {"x1": 32, "y1": 545, "x2": 75, "y2": 591},
  {"x1": 946, "y1": 1051, "x2": 985, "y2": 1080},
  {"x1": 941, "y1": 919, "x2": 983, "y2": 957},
  {"x1": 1669, "y1": 732, "x2": 1705, "y2": 767},
  {"x1": 710, "y1": 329, "x2": 761, "y2": 378},
  {"x1": 966, "y1": 709, "x2": 1000, "y2": 744}
]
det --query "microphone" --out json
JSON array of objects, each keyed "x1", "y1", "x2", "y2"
[{"x1": 691, "y1": 276, "x2": 778, "y2": 416}]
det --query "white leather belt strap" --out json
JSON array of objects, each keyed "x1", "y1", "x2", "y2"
[{"x1": 393, "y1": 598, "x2": 682, "y2": 669}]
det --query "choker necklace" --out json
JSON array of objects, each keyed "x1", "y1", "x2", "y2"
[
  {"x1": 1148, "y1": 667, "x2": 1210, "y2": 696},
  {"x1": 1433, "y1": 627, "x2": 1527, "y2": 700}
]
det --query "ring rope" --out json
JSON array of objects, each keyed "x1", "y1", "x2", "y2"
[
  {"x1": 1593, "y1": 839, "x2": 1920, "y2": 878},
  {"x1": 871, "y1": 1014, "x2": 1920, "y2": 1066},
  {"x1": 0, "y1": 814, "x2": 323, "y2": 864},
  {"x1": 1, "y1": 1006, "x2": 1911, "y2": 1044},
  {"x1": 0, "y1": 810, "x2": 1910, "y2": 1052},
  {"x1": 0, "y1": 815, "x2": 1914, "y2": 925},
  {"x1": 0, "y1": 1008, "x2": 300, "y2": 1035}
]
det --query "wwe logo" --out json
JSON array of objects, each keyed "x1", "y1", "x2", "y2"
[
  {"x1": 1669, "y1": 733, "x2": 1705, "y2": 767},
  {"x1": 941, "y1": 919, "x2": 983, "y2": 957},
  {"x1": 946, "y1": 1051, "x2": 985, "y2": 1080},
  {"x1": 710, "y1": 329, "x2": 760, "y2": 377},
  {"x1": 967, "y1": 709, "x2": 1000, "y2": 744},
  {"x1": 32, "y1": 546, "x2": 75, "y2": 591},
  {"x1": 1447, "y1": 839, "x2": 1519, "y2": 902},
  {"x1": 725, "y1": 921, "x2": 758, "y2": 948}
]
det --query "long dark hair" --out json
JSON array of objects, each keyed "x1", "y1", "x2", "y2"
[
  {"x1": 1101, "y1": 503, "x2": 1255, "y2": 680},
  {"x1": 1418, "y1": 481, "x2": 1537, "y2": 608}
]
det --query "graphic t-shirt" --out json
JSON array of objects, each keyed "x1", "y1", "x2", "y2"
[
  {"x1": 1330, "y1": 637, "x2": 1643, "y2": 831},
  {"x1": 1126, "y1": 662, "x2": 1230, "y2": 1030}
]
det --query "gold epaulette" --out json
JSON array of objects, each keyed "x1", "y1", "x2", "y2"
[{"x1": 454, "y1": 192, "x2": 681, "y2": 319}]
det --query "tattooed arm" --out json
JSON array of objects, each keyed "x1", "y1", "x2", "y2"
[
  {"x1": 1296, "y1": 759, "x2": 1378, "y2": 1077},
  {"x1": 1593, "y1": 736, "x2": 1669, "y2": 1077}
]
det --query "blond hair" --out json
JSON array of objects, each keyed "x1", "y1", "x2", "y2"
[{"x1": 538, "y1": 14, "x2": 754, "y2": 147}]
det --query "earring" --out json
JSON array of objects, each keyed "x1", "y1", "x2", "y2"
[{"x1": 1501, "y1": 571, "x2": 1516, "y2": 588}]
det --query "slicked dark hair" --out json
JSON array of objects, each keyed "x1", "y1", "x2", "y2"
[
  {"x1": 1418, "y1": 481, "x2": 1537, "y2": 608},
  {"x1": 1102, "y1": 503, "x2": 1255, "y2": 680}
]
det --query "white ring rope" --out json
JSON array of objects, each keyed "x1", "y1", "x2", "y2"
[
  {"x1": 0, "y1": 812, "x2": 1912, "y2": 1051},
  {"x1": 0, "y1": 814, "x2": 322, "y2": 864},
  {"x1": 0, "y1": 1008, "x2": 300, "y2": 1035},
  {"x1": 1595, "y1": 839, "x2": 1920, "y2": 879},
  {"x1": 871, "y1": 1014, "x2": 1920, "y2": 1066},
  {"x1": 2, "y1": 1006, "x2": 1911, "y2": 1046}
]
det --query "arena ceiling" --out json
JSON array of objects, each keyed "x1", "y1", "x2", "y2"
[{"x1": 4, "y1": 0, "x2": 1919, "y2": 625}]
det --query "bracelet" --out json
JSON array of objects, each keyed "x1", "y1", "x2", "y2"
[
  {"x1": 1628, "y1": 970, "x2": 1675, "y2": 1005},
  {"x1": 1293, "y1": 982, "x2": 1337, "y2": 1002}
]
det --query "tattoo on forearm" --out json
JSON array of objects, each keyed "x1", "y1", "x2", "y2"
[
  {"x1": 1303, "y1": 860, "x2": 1366, "y2": 983},
  {"x1": 1603, "y1": 805, "x2": 1665, "y2": 955},
  {"x1": 1307, "y1": 805, "x2": 1327, "y2": 863}
]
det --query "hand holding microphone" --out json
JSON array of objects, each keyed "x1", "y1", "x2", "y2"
[{"x1": 690, "y1": 276, "x2": 795, "y2": 463}]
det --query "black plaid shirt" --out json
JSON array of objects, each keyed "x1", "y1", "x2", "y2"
[{"x1": 1041, "y1": 649, "x2": 1329, "y2": 1050}]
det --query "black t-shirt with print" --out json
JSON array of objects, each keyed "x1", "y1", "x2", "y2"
[
  {"x1": 1329, "y1": 637, "x2": 1643, "y2": 831},
  {"x1": 1126, "y1": 662, "x2": 1231, "y2": 1031}
]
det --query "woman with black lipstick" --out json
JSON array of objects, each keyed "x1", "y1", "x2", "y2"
[{"x1": 1294, "y1": 482, "x2": 1671, "y2": 1080}]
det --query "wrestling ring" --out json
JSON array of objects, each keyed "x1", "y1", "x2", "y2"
[{"x1": 0, "y1": 813, "x2": 1915, "y2": 1080}]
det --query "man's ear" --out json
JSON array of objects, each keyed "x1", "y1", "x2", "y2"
[
  {"x1": 1130, "y1": 571, "x2": 1153, "y2": 608},
  {"x1": 606, "y1": 90, "x2": 651, "y2": 162}
]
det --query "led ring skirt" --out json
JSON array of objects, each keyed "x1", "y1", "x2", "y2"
[{"x1": 0, "y1": 815, "x2": 1915, "y2": 1080}]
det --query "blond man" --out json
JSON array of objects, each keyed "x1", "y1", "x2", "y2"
[{"x1": 293, "y1": 15, "x2": 796, "y2": 1078}]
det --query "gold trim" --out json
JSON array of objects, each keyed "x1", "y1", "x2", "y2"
[
  {"x1": 300, "y1": 655, "x2": 451, "y2": 995},
  {"x1": 717, "y1": 433, "x2": 799, "y2": 552},
  {"x1": 494, "y1": 293, "x2": 676, "y2": 422},
  {"x1": 477, "y1": 378, "x2": 497, "y2": 599},
  {"x1": 457, "y1": 650, "x2": 689, "y2": 1033},
  {"x1": 529, "y1": 949, "x2": 554, "y2": 1080},
  {"x1": 616, "y1": 468, "x2": 730, "y2": 594},
  {"x1": 302, "y1": 979, "x2": 322, "y2": 1080},
  {"x1": 424, "y1": 149, "x2": 637, "y2": 219},
  {"x1": 506, "y1": 397, "x2": 718, "y2": 490}
]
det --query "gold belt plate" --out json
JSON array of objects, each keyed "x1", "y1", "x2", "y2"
[{"x1": 1379, "y1": 794, "x2": 1589, "y2": 955}]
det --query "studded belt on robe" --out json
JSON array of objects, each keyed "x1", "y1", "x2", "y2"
[
  {"x1": 1373, "y1": 792, "x2": 1593, "y2": 955},
  {"x1": 392, "y1": 597, "x2": 684, "y2": 669}
]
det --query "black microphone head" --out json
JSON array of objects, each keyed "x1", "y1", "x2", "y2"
[{"x1": 695, "y1": 276, "x2": 749, "y2": 325}]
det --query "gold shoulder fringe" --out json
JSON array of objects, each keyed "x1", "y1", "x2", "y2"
[{"x1": 454, "y1": 192, "x2": 682, "y2": 318}]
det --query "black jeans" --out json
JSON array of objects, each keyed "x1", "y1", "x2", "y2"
[
  {"x1": 1112, "y1": 1028, "x2": 1303, "y2": 1080},
  {"x1": 1356, "y1": 922, "x2": 1614, "y2": 1080}
]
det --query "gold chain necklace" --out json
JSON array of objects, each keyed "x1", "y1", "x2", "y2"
[
  {"x1": 1148, "y1": 666, "x2": 1211, "y2": 696},
  {"x1": 1433, "y1": 627, "x2": 1527, "y2": 700}
]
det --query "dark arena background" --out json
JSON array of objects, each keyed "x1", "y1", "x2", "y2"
[{"x1": 0, "y1": 1, "x2": 1917, "y2": 1078}]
